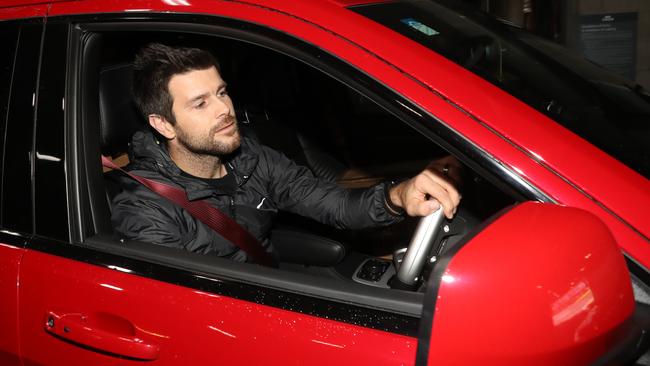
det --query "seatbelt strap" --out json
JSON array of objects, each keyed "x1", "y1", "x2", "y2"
[{"x1": 102, "y1": 156, "x2": 276, "y2": 266}]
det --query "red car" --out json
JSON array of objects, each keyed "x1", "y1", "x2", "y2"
[{"x1": 1, "y1": 0, "x2": 648, "y2": 365}]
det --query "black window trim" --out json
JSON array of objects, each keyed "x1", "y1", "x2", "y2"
[
  {"x1": 33, "y1": 21, "x2": 71, "y2": 241},
  {"x1": 0, "y1": 21, "x2": 20, "y2": 230},
  {"x1": 1, "y1": 18, "x2": 44, "y2": 238}
]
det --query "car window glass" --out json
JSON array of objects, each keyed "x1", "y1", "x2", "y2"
[
  {"x1": 352, "y1": 0, "x2": 650, "y2": 179},
  {"x1": 2, "y1": 23, "x2": 42, "y2": 234},
  {"x1": 34, "y1": 23, "x2": 69, "y2": 241},
  {"x1": 0, "y1": 23, "x2": 20, "y2": 227}
]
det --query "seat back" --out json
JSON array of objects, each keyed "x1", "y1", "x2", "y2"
[
  {"x1": 99, "y1": 63, "x2": 146, "y2": 159},
  {"x1": 98, "y1": 63, "x2": 147, "y2": 214}
]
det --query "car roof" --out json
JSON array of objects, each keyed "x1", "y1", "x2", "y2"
[
  {"x1": 0, "y1": 0, "x2": 76, "y2": 7},
  {"x1": 0, "y1": 0, "x2": 382, "y2": 10}
]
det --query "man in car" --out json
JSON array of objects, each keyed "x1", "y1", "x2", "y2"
[{"x1": 111, "y1": 43, "x2": 461, "y2": 263}]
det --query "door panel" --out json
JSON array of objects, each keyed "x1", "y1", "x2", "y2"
[
  {"x1": 18, "y1": 248, "x2": 416, "y2": 365},
  {"x1": 0, "y1": 242, "x2": 25, "y2": 366}
]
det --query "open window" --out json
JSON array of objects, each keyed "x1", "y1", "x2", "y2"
[{"x1": 72, "y1": 18, "x2": 537, "y2": 327}]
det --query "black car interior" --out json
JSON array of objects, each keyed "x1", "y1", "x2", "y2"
[{"x1": 82, "y1": 29, "x2": 516, "y2": 296}]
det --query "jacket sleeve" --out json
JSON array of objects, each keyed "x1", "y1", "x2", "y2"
[
  {"x1": 258, "y1": 144, "x2": 403, "y2": 229},
  {"x1": 110, "y1": 180, "x2": 221, "y2": 256},
  {"x1": 111, "y1": 191, "x2": 189, "y2": 248}
]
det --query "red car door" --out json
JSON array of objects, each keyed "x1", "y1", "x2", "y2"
[{"x1": 19, "y1": 250, "x2": 418, "y2": 365}]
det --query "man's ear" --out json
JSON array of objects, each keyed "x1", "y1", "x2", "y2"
[{"x1": 148, "y1": 114, "x2": 176, "y2": 140}]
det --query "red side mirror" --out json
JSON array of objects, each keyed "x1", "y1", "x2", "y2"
[{"x1": 418, "y1": 202, "x2": 634, "y2": 365}]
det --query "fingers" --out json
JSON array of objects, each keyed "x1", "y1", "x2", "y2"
[
  {"x1": 422, "y1": 169, "x2": 461, "y2": 204},
  {"x1": 408, "y1": 198, "x2": 440, "y2": 217},
  {"x1": 422, "y1": 170, "x2": 461, "y2": 216},
  {"x1": 404, "y1": 170, "x2": 461, "y2": 219}
]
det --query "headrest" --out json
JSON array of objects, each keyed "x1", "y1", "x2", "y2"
[{"x1": 99, "y1": 63, "x2": 146, "y2": 157}]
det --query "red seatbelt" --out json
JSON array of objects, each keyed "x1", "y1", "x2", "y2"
[{"x1": 102, "y1": 156, "x2": 276, "y2": 266}]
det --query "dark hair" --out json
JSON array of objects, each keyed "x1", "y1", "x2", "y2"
[{"x1": 132, "y1": 43, "x2": 220, "y2": 124}]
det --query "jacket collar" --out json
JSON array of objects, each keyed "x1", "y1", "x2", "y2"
[{"x1": 128, "y1": 129, "x2": 259, "y2": 200}]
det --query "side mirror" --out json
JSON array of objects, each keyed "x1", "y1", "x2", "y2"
[{"x1": 417, "y1": 202, "x2": 639, "y2": 365}]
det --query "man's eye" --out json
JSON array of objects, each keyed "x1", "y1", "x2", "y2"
[
  {"x1": 194, "y1": 101, "x2": 207, "y2": 109},
  {"x1": 218, "y1": 89, "x2": 228, "y2": 97}
]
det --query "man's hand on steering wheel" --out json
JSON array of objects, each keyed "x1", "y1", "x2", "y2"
[{"x1": 388, "y1": 167, "x2": 461, "y2": 219}]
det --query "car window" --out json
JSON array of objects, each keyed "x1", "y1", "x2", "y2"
[
  {"x1": 351, "y1": 0, "x2": 650, "y2": 179},
  {"x1": 86, "y1": 27, "x2": 517, "y2": 248},
  {"x1": 0, "y1": 23, "x2": 19, "y2": 228},
  {"x1": 2, "y1": 22, "x2": 42, "y2": 235},
  {"x1": 33, "y1": 23, "x2": 69, "y2": 241}
]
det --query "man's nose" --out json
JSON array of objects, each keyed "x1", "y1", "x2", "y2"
[{"x1": 212, "y1": 95, "x2": 231, "y2": 116}]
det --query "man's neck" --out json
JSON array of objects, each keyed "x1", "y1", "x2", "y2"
[{"x1": 168, "y1": 144, "x2": 227, "y2": 179}]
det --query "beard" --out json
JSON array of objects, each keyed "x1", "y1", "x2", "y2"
[{"x1": 175, "y1": 115, "x2": 241, "y2": 156}]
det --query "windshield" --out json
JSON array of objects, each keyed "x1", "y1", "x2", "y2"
[{"x1": 351, "y1": 0, "x2": 650, "y2": 179}]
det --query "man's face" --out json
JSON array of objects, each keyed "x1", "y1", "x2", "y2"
[{"x1": 167, "y1": 66, "x2": 240, "y2": 156}]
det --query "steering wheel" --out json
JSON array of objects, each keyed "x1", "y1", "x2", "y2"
[{"x1": 392, "y1": 207, "x2": 447, "y2": 289}]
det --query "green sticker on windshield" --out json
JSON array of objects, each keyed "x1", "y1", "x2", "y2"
[{"x1": 401, "y1": 18, "x2": 439, "y2": 36}]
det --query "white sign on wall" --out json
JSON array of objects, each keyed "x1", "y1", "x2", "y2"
[{"x1": 579, "y1": 12, "x2": 637, "y2": 79}]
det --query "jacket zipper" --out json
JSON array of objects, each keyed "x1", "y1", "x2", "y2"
[
  {"x1": 223, "y1": 162, "x2": 237, "y2": 219},
  {"x1": 229, "y1": 196, "x2": 236, "y2": 219}
]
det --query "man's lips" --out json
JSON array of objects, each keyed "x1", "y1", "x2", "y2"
[{"x1": 213, "y1": 117, "x2": 237, "y2": 134}]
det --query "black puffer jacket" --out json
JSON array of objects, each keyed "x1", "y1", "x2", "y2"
[{"x1": 111, "y1": 129, "x2": 401, "y2": 262}]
